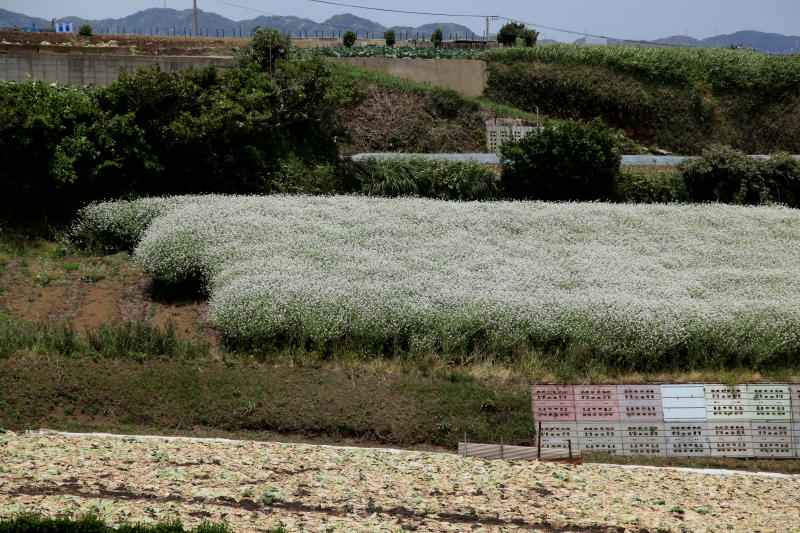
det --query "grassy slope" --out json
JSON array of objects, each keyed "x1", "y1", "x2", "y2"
[
  {"x1": 2, "y1": 352, "x2": 799, "y2": 473},
  {"x1": 479, "y1": 44, "x2": 800, "y2": 154},
  {"x1": 329, "y1": 60, "x2": 648, "y2": 154},
  {"x1": 330, "y1": 61, "x2": 535, "y2": 155},
  {"x1": 328, "y1": 60, "x2": 540, "y2": 120}
]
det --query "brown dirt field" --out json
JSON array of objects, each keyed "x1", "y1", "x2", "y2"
[
  {"x1": 0, "y1": 31, "x2": 391, "y2": 56},
  {"x1": 0, "y1": 30, "x2": 246, "y2": 56},
  {"x1": 0, "y1": 243, "x2": 221, "y2": 345}
]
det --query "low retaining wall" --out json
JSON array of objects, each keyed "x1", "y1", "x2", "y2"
[
  {"x1": 328, "y1": 57, "x2": 487, "y2": 97},
  {"x1": 0, "y1": 49, "x2": 235, "y2": 85}
]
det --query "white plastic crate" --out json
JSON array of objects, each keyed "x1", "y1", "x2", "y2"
[
  {"x1": 661, "y1": 384, "x2": 707, "y2": 421},
  {"x1": 708, "y1": 421, "x2": 753, "y2": 457},
  {"x1": 790, "y1": 385, "x2": 800, "y2": 421},
  {"x1": 537, "y1": 422, "x2": 578, "y2": 449},
  {"x1": 751, "y1": 422, "x2": 795, "y2": 458},
  {"x1": 665, "y1": 422, "x2": 709, "y2": 457},
  {"x1": 621, "y1": 422, "x2": 667, "y2": 456},
  {"x1": 705, "y1": 384, "x2": 750, "y2": 420},
  {"x1": 576, "y1": 422, "x2": 622, "y2": 454},
  {"x1": 747, "y1": 384, "x2": 791, "y2": 420}
]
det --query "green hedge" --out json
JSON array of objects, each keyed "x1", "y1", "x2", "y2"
[
  {"x1": 0, "y1": 516, "x2": 247, "y2": 533},
  {"x1": 616, "y1": 167, "x2": 688, "y2": 203}
]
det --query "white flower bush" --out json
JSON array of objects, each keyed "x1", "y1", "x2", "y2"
[{"x1": 74, "y1": 195, "x2": 800, "y2": 360}]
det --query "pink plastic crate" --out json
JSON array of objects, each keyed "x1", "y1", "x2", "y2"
[
  {"x1": 530, "y1": 384, "x2": 576, "y2": 421},
  {"x1": 618, "y1": 384, "x2": 663, "y2": 421},
  {"x1": 574, "y1": 385, "x2": 619, "y2": 421}
]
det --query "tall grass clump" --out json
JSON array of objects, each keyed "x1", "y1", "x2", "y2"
[
  {"x1": 0, "y1": 318, "x2": 84, "y2": 357},
  {"x1": 86, "y1": 321, "x2": 210, "y2": 360},
  {"x1": 356, "y1": 156, "x2": 497, "y2": 200},
  {"x1": 74, "y1": 195, "x2": 800, "y2": 373},
  {"x1": 0, "y1": 317, "x2": 209, "y2": 360}
]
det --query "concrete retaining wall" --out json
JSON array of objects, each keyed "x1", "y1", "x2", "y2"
[
  {"x1": 328, "y1": 57, "x2": 487, "y2": 97},
  {"x1": 0, "y1": 49, "x2": 235, "y2": 85}
]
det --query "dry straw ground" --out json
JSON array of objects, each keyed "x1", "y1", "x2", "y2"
[{"x1": 1, "y1": 432, "x2": 798, "y2": 532}]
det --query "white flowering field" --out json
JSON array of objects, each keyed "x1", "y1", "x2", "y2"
[{"x1": 74, "y1": 195, "x2": 800, "y2": 365}]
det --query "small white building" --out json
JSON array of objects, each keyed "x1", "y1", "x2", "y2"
[{"x1": 55, "y1": 22, "x2": 74, "y2": 33}]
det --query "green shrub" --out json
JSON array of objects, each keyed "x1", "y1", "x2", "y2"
[
  {"x1": 0, "y1": 47, "x2": 360, "y2": 217},
  {"x1": 431, "y1": 28, "x2": 443, "y2": 48},
  {"x1": 384, "y1": 29, "x2": 396, "y2": 47},
  {"x1": 678, "y1": 145, "x2": 800, "y2": 206},
  {"x1": 427, "y1": 87, "x2": 475, "y2": 119},
  {"x1": 761, "y1": 152, "x2": 800, "y2": 206},
  {"x1": 355, "y1": 157, "x2": 497, "y2": 200},
  {"x1": 500, "y1": 119, "x2": 620, "y2": 200},
  {"x1": 497, "y1": 22, "x2": 538, "y2": 47},
  {"x1": 78, "y1": 24, "x2": 92, "y2": 36},
  {"x1": 616, "y1": 167, "x2": 688, "y2": 203},
  {"x1": 678, "y1": 145, "x2": 764, "y2": 204},
  {"x1": 343, "y1": 30, "x2": 357, "y2": 48},
  {"x1": 236, "y1": 27, "x2": 291, "y2": 72},
  {"x1": 0, "y1": 515, "x2": 234, "y2": 533}
]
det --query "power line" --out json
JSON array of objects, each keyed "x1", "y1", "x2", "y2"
[
  {"x1": 304, "y1": 0, "x2": 698, "y2": 47},
  {"x1": 306, "y1": 0, "x2": 493, "y2": 18},
  {"x1": 207, "y1": 0, "x2": 279, "y2": 16},
  {"x1": 205, "y1": 0, "x2": 699, "y2": 46},
  {"x1": 498, "y1": 16, "x2": 697, "y2": 47},
  {"x1": 202, "y1": 0, "x2": 481, "y2": 38}
]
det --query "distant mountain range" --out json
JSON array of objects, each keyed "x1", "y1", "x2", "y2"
[
  {"x1": 0, "y1": 8, "x2": 475, "y2": 40},
  {"x1": 1, "y1": 7, "x2": 798, "y2": 53},
  {"x1": 574, "y1": 30, "x2": 800, "y2": 54}
]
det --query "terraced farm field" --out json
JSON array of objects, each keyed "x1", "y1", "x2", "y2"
[{"x1": 1, "y1": 431, "x2": 798, "y2": 532}]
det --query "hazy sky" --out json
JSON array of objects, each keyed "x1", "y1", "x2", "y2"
[{"x1": 5, "y1": 0, "x2": 799, "y2": 40}]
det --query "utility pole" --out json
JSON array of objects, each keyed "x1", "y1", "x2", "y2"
[
  {"x1": 485, "y1": 16, "x2": 498, "y2": 42},
  {"x1": 193, "y1": 0, "x2": 199, "y2": 37}
]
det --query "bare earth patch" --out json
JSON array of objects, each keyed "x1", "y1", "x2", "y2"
[
  {"x1": 0, "y1": 249, "x2": 222, "y2": 346},
  {"x1": 0, "y1": 432, "x2": 798, "y2": 532}
]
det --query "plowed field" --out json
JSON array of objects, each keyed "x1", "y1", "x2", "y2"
[{"x1": 1, "y1": 432, "x2": 798, "y2": 532}]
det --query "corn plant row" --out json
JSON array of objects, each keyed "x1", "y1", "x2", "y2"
[
  {"x1": 74, "y1": 196, "x2": 800, "y2": 365},
  {"x1": 480, "y1": 44, "x2": 800, "y2": 93}
]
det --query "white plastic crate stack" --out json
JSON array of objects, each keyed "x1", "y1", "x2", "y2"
[
  {"x1": 530, "y1": 385, "x2": 577, "y2": 450},
  {"x1": 574, "y1": 385, "x2": 622, "y2": 455},
  {"x1": 532, "y1": 382, "x2": 800, "y2": 458},
  {"x1": 619, "y1": 384, "x2": 665, "y2": 456},
  {"x1": 705, "y1": 384, "x2": 752, "y2": 457},
  {"x1": 485, "y1": 118, "x2": 542, "y2": 153},
  {"x1": 748, "y1": 384, "x2": 793, "y2": 458},
  {"x1": 790, "y1": 384, "x2": 800, "y2": 458},
  {"x1": 662, "y1": 384, "x2": 709, "y2": 457}
]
